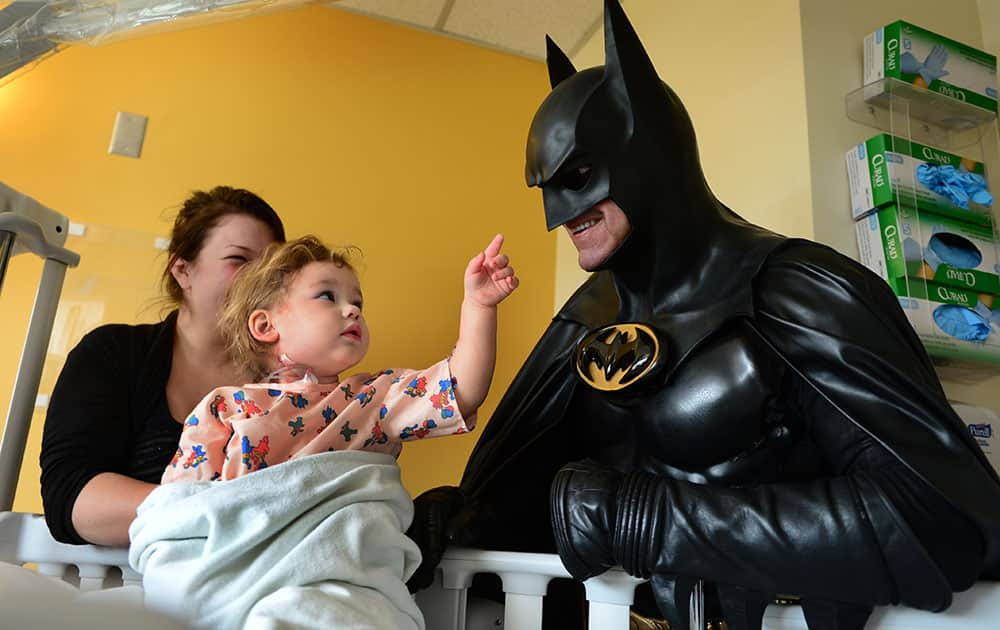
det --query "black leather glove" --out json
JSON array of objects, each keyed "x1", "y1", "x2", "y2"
[
  {"x1": 553, "y1": 457, "x2": 898, "y2": 630},
  {"x1": 406, "y1": 485, "x2": 465, "y2": 593},
  {"x1": 549, "y1": 459, "x2": 622, "y2": 580},
  {"x1": 551, "y1": 459, "x2": 672, "y2": 580}
]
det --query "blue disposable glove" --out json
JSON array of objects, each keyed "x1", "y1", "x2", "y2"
[
  {"x1": 899, "y1": 52, "x2": 924, "y2": 74},
  {"x1": 917, "y1": 163, "x2": 994, "y2": 209},
  {"x1": 903, "y1": 236, "x2": 923, "y2": 262},
  {"x1": 922, "y1": 244, "x2": 943, "y2": 272},
  {"x1": 917, "y1": 164, "x2": 969, "y2": 208},
  {"x1": 900, "y1": 51, "x2": 923, "y2": 75},
  {"x1": 925, "y1": 227, "x2": 983, "y2": 270},
  {"x1": 919, "y1": 44, "x2": 950, "y2": 84},
  {"x1": 965, "y1": 172, "x2": 994, "y2": 207},
  {"x1": 933, "y1": 304, "x2": 991, "y2": 342}
]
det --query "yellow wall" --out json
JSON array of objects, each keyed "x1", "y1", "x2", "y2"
[
  {"x1": 0, "y1": 6, "x2": 555, "y2": 514},
  {"x1": 980, "y1": 0, "x2": 1000, "y2": 54},
  {"x1": 554, "y1": 0, "x2": 814, "y2": 307}
]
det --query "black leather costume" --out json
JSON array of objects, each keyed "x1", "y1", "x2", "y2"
[{"x1": 408, "y1": 2, "x2": 1000, "y2": 628}]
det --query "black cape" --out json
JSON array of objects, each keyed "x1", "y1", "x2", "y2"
[{"x1": 459, "y1": 235, "x2": 1000, "y2": 578}]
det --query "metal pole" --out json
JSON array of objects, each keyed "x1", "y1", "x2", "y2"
[{"x1": 0, "y1": 257, "x2": 69, "y2": 511}]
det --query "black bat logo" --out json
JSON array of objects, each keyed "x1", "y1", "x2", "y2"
[{"x1": 575, "y1": 324, "x2": 660, "y2": 391}]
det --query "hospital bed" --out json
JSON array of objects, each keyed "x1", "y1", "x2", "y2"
[{"x1": 1, "y1": 182, "x2": 998, "y2": 629}]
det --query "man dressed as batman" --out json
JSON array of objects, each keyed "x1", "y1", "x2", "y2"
[{"x1": 407, "y1": 2, "x2": 1000, "y2": 628}]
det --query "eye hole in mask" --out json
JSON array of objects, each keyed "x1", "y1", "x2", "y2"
[{"x1": 556, "y1": 165, "x2": 593, "y2": 191}]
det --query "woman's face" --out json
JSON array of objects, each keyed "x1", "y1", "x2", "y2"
[{"x1": 171, "y1": 213, "x2": 278, "y2": 320}]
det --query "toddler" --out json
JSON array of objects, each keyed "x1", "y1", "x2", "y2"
[
  {"x1": 131, "y1": 234, "x2": 517, "y2": 630},
  {"x1": 162, "y1": 233, "x2": 518, "y2": 482}
]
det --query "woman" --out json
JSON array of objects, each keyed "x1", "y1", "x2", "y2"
[{"x1": 40, "y1": 186, "x2": 286, "y2": 546}]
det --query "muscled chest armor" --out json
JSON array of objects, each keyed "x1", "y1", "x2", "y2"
[{"x1": 569, "y1": 319, "x2": 793, "y2": 485}]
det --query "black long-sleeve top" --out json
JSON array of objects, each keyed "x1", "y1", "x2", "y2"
[{"x1": 40, "y1": 312, "x2": 182, "y2": 544}]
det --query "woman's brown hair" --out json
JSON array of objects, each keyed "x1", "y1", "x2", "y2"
[{"x1": 160, "y1": 186, "x2": 286, "y2": 306}]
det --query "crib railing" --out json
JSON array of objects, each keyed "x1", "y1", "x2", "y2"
[
  {"x1": 5, "y1": 510, "x2": 1000, "y2": 630},
  {"x1": 415, "y1": 546, "x2": 646, "y2": 630},
  {"x1": 0, "y1": 511, "x2": 140, "y2": 590}
]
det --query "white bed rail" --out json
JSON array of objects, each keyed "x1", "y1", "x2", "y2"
[
  {"x1": 415, "y1": 546, "x2": 645, "y2": 630},
  {"x1": 4, "y1": 510, "x2": 1000, "y2": 629},
  {"x1": 0, "y1": 511, "x2": 139, "y2": 590}
]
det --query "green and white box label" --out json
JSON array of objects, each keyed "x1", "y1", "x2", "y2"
[
  {"x1": 846, "y1": 133, "x2": 992, "y2": 224},
  {"x1": 855, "y1": 203, "x2": 1000, "y2": 294},
  {"x1": 864, "y1": 20, "x2": 997, "y2": 112}
]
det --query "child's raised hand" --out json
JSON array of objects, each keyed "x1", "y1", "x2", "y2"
[{"x1": 464, "y1": 234, "x2": 519, "y2": 308}]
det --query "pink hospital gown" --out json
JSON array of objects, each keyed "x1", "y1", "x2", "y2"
[{"x1": 162, "y1": 358, "x2": 475, "y2": 483}]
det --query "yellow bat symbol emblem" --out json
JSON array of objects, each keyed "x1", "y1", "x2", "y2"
[{"x1": 575, "y1": 323, "x2": 660, "y2": 392}]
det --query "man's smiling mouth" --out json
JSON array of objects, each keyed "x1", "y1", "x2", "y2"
[{"x1": 565, "y1": 210, "x2": 603, "y2": 237}]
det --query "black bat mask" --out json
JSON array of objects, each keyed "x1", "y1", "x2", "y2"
[{"x1": 525, "y1": 0, "x2": 731, "y2": 281}]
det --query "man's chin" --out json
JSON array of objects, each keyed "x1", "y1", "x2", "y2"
[{"x1": 577, "y1": 251, "x2": 609, "y2": 272}]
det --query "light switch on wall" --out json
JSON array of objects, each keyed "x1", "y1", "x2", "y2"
[{"x1": 109, "y1": 111, "x2": 148, "y2": 158}]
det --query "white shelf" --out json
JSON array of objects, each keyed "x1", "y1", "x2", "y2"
[{"x1": 846, "y1": 78, "x2": 997, "y2": 151}]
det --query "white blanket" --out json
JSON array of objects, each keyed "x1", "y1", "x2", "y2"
[{"x1": 129, "y1": 451, "x2": 424, "y2": 630}]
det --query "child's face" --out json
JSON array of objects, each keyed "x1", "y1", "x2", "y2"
[{"x1": 270, "y1": 261, "x2": 369, "y2": 382}]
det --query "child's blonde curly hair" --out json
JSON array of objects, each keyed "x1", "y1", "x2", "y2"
[{"x1": 220, "y1": 235, "x2": 360, "y2": 380}]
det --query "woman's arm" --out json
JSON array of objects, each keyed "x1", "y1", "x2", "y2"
[
  {"x1": 75, "y1": 379, "x2": 232, "y2": 544},
  {"x1": 41, "y1": 324, "x2": 165, "y2": 545},
  {"x1": 71, "y1": 473, "x2": 156, "y2": 547}
]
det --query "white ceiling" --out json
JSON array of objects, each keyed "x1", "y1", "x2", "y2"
[{"x1": 328, "y1": 0, "x2": 605, "y2": 61}]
